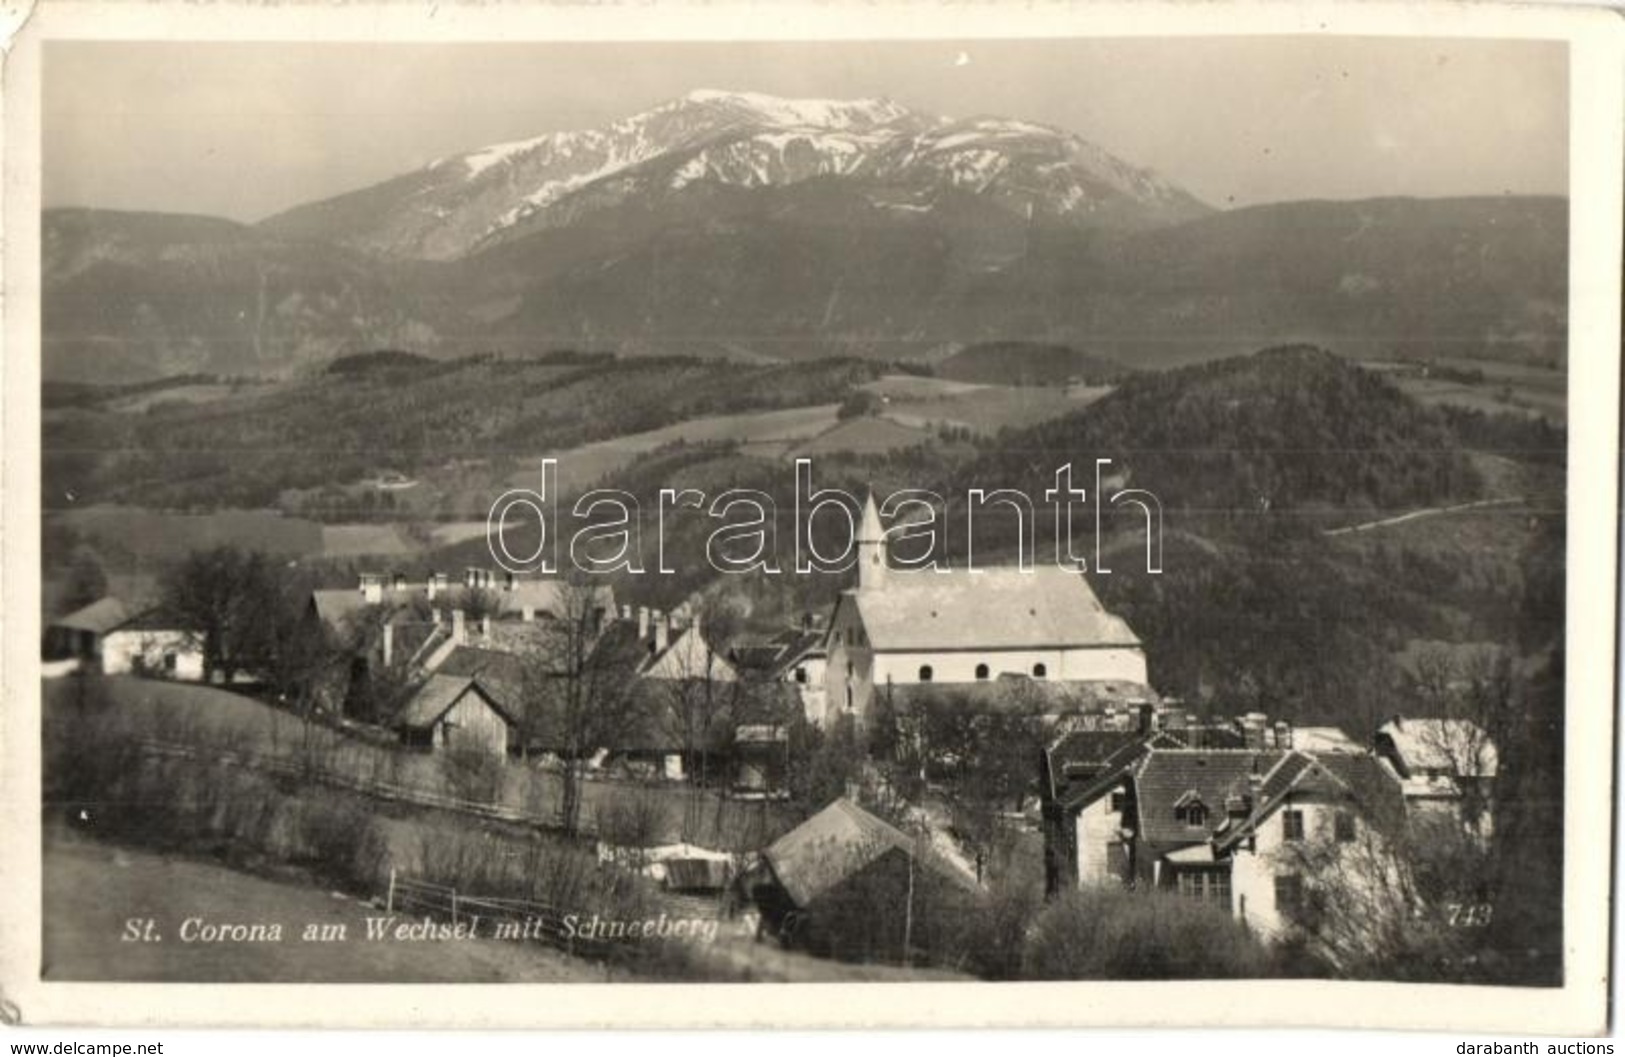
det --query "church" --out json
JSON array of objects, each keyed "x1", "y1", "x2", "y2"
[{"x1": 820, "y1": 495, "x2": 1150, "y2": 726}]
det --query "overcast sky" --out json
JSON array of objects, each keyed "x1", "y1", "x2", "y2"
[{"x1": 44, "y1": 36, "x2": 1568, "y2": 222}]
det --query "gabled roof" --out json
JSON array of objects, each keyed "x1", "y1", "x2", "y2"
[
  {"x1": 1054, "y1": 732, "x2": 1190, "y2": 813},
  {"x1": 395, "y1": 674, "x2": 514, "y2": 731},
  {"x1": 730, "y1": 625, "x2": 826, "y2": 673},
  {"x1": 109, "y1": 604, "x2": 195, "y2": 634},
  {"x1": 641, "y1": 622, "x2": 738, "y2": 682},
  {"x1": 1377, "y1": 717, "x2": 1498, "y2": 778},
  {"x1": 1132, "y1": 750, "x2": 1287, "y2": 846},
  {"x1": 845, "y1": 565, "x2": 1141, "y2": 652},
  {"x1": 435, "y1": 646, "x2": 526, "y2": 714},
  {"x1": 309, "y1": 589, "x2": 372, "y2": 627},
  {"x1": 52, "y1": 597, "x2": 132, "y2": 635},
  {"x1": 763, "y1": 798, "x2": 959, "y2": 907},
  {"x1": 1213, "y1": 751, "x2": 1406, "y2": 852}
]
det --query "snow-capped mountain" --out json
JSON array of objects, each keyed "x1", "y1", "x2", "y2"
[{"x1": 259, "y1": 89, "x2": 1210, "y2": 260}]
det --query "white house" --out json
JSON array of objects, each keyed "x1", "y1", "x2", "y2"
[
  {"x1": 1044, "y1": 737, "x2": 1406, "y2": 943},
  {"x1": 1375, "y1": 715, "x2": 1498, "y2": 834},
  {"x1": 97, "y1": 605, "x2": 206, "y2": 680},
  {"x1": 823, "y1": 494, "x2": 1149, "y2": 725}
]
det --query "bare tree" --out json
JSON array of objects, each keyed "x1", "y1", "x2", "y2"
[
  {"x1": 1403, "y1": 643, "x2": 1511, "y2": 834},
  {"x1": 646, "y1": 601, "x2": 755, "y2": 834},
  {"x1": 515, "y1": 573, "x2": 635, "y2": 837},
  {"x1": 1273, "y1": 807, "x2": 1494, "y2": 980}
]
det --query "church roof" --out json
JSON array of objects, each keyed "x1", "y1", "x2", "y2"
[{"x1": 847, "y1": 565, "x2": 1140, "y2": 652}]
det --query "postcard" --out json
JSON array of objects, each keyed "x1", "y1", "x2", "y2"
[{"x1": 1, "y1": 0, "x2": 1619, "y2": 1035}]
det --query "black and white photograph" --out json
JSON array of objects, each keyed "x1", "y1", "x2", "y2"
[{"x1": 2, "y1": 0, "x2": 1620, "y2": 1037}]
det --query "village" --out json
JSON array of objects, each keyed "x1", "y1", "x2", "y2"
[{"x1": 41, "y1": 491, "x2": 1504, "y2": 978}]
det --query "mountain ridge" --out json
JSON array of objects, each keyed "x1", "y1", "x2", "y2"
[{"x1": 258, "y1": 88, "x2": 1210, "y2": 261}]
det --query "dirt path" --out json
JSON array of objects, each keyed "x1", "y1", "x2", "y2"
[
  {"x1": 1322, "y1": 496, "x2": 1525, "y2": 537},
  {"x1": 42, "y1": 832, "x2": 619, "y2": 982}
]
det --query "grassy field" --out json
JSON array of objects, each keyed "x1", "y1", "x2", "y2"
[
  {"x1": 55, "y1": 506, "x2": 324, "y2": 566},
  {"x1": 875, "y1": 382, "x2": 1113, "y2": 434},
  {"x1": 793, "y1": 416, "x2": 931, "y2": 457},
  {"x1": 1365, "y1": 356, "x2": 1567, "y2": 424},
  {"x1": 42, "y1": 829, "x2": 618, "y2": 983},
  {"x1": 48, "y1": 676, "x2": 794, "y2": 851}
]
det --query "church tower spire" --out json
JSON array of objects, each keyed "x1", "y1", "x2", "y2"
[{"x1": 857, "y1": 491, "x2": 887, "y2": 591}]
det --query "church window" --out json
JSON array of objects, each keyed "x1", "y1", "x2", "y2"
[
  {"x1": 975, "y1": 663, "x2": 989, "y2": 680},
  {"x1": 918, "y1": 665, "x2": 933, "y2": 682}
]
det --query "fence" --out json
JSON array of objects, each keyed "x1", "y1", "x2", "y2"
[
  {"x1": 135, "y1": 736, "x2": 577, "y2": 832},
  {"x1": 383, "y1": 869, "x2": 636, "y2": 961}
]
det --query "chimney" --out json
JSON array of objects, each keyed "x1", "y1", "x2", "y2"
[
  {"x1": 452, "y1": 609, "x2": 466, "y2": 646},
  {"x1": 381, "y1": 622, "x2": 394, "y2": 668},
  {"x1": 1225, "y1": 790, "x2": 1251, "y2": 820},
  {"x1": 522, "y1": 605, "x2": 535, "y2": 622},
  {"x1": 392, "y1": 572, "x2": 408, "y2": 594},
  {"x1": 620, "y1": 603, "x2": 632, "y2": 621},
  {"x1": 360, "y1": 573, "x2": 383, "y2": 605},
  {"x1": 1134, "y1": 700, "x2": 1155, "y2": 735},
  {"x1": 1274, "y1": 721, "x2": 1292, "y2": 750},
  {"x1": 430, "y1": 607, "x2": 441, "y2": 626},
  {"x1": 504, "y1": 571, "x2": 518, "y2": 592},
  {"x1": 1242, "y1": 712, "x2": 1268, "y2": 751},
  {"x1": 637, "y1": 606, "x2": 650, "y2": 641},
  {"x1": 653, "y1": 611, "x2": 669, "y2": 654},
  {"x1": 427, "y1": 572, "x2": 446, "y2": 601},
  {"x1": 480, "y1": 615, "x2": 491, "y2": 642}
]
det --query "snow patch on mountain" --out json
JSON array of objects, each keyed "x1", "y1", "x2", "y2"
[
  {"x1": 681, "y1": 88, "x2": 913, "y2": 130},
  {"x1": 463, "y1": 133, "x2": 556, "y2": 178}
]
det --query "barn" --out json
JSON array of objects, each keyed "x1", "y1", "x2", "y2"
[{"x1": 394, "y1": 674, "x2": 515, "y2": 757}]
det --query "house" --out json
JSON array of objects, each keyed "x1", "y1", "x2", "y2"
[
  {"x1": 1103, "y1": 745, "x2": 1401, "y2": 940},
  {"x1": 394, "y1": 673, "x2": 516, "y2": 756},
  {"x1": 823, "y1": 494, "x2": 1148, "y2": 726},
  {"x1": 100, "y1": 606, "x2": 206, "y2": 680},
  {"x1": 308, "y1": 570, "x2": 613, "y2": 717},
  {"x1": 1375, "y1": 715, "x2": 1498, "y2": 831},
  {"x1": 45, "y1": 596, "x2": 208, "y2": 680},
  {"x1": 1040, "y1": 704, "x2": 1408, "y2": 942},
  {"x1": 45, "y1": 597, "x2": 133, "y2": 669},
  {"x1": 738, "y1": 797, "x2": 976, "y2": 953},
  {"x1": 1039, "y1": 719, "x2": 1184, "y2": 894},
  {"x1": 730, "y1": 620, "x2": 828, "y2": 723},
  {"x1": 308, "y1": 569, "x2": 614, "y2": 637}
]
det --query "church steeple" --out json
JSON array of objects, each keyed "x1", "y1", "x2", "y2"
[{"x1": 857, "y1": 491, "x2": 887, "y2": 591}]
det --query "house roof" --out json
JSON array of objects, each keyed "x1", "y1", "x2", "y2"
[
  {"x1": 309, "y1": 580, "x2": 615, "y2": 628},
  {"x1": 108, "y1": 604, "x2": 194, "y2": 634},
  {"x1": 395, "y1": 674, "x2": 513, "y2": 730},
  {"x1": 731, "y1": 626, "x2": 828, "y2": 680},
  {"x1": 1291, "y1": 726, "x2": 1364, "y2": 754},
  {"x1": 1377, "y1": 717, "x2": 1499, "y2": 778},
  {"x1": 762, "y1": 798, "x2": 927, "y2": 907},
  {"x1": 844, "y1": 565, "x2": 1141, "y2": 653},
  {"x1": 641, "y1": 622, "x2": 739, "y2": 682},
  {"x1": 435, "y1": 646, "x2": 526, "y2": 713},
  {"x1": 1132, "y1": 750, "x2": 1287, "y2": 847},
  {"x1": 310, "y1": 589, "x2": 372, "y2": 627},
  {"x1": 52, "y1": 597, "x2": 132, "y2": 635},
  {"x1": 1213, "y1": 751, "x2": 1406, "y2": 852}
]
